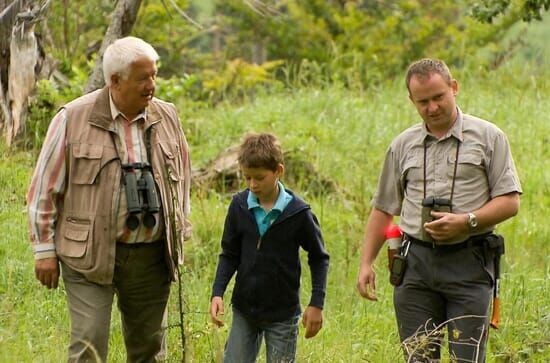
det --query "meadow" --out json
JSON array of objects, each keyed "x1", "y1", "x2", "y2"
[{"x1": 0, "y1": 61, "x2": 549, "y2": 362}]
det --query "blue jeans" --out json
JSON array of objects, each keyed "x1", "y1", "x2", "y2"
[{"x1": 224, "y1": 307, "x2": 300, "y2": 363}]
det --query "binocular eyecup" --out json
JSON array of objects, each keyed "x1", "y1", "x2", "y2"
[{"x1": 422, "y1": 196, "x2": 452, "y2": 208}]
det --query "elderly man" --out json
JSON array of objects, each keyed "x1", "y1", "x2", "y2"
[
  {"x1": 357, "y1": 58, "x2": 521, "y2": 362},
  {"x1": 27, "y1": 36, "x2": 191, "y2": 362}
]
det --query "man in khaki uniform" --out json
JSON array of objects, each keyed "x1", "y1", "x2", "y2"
[
  {"x1": 27, "y1": 37, "x2": 191, "y2": 362},
  {"x1": 356, "y1": 58, "x2": 521, "y2": 362}
]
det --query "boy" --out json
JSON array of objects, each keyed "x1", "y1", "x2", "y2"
[{"x1": 210, "y1": 132, "x2": 330, "y2": 363}]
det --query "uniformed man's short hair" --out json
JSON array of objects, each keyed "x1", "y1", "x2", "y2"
[
  {"x1": 238, "y1": 133, "x2": 284, "y2": 172},
  {"x1": 405, "y1": 58, "x2": 453, "y2": 92}
]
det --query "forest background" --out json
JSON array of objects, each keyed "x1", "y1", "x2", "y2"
[{"x1": 0, "y1": 0, "x2": 549, "y2": 362}]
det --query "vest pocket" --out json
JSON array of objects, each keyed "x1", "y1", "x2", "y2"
[
  {"x1": 158, "y1": 141, "x2": 183, "y2": 181},
  {"x1": 57, "y1": 217, "x2": 94, "y2": 268},
  {"x1": 71, "y1": 143, "x2": 103, "y2": 184}
]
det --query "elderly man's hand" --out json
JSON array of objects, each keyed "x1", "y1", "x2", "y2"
[{"x1": 35, "y1": 257, "x2": 60, "y2": 289}]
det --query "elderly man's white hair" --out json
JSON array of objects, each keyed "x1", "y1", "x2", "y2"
[{"x1": 103, "y1": 37, "x2": 160, "y2": 86}]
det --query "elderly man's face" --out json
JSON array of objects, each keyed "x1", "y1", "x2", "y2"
[{"x1": 111, "y1": 57, "x2": 157, "y2": 118}]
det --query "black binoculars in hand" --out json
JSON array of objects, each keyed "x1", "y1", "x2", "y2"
[
  {"x1": 122, "y1": 162, "x2": 160, "y2": 230},
  {"x1": 421, "y1": 196, "x2": 452, "y2": 242}
]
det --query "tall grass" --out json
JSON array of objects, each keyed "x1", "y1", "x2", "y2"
[{"x1": 1, "y1": 60, "x2": 549, "y2": 362}]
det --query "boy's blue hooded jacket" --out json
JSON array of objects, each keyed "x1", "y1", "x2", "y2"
[{"x1": 211, "y1": 188, "x2": 330, "y2": 322}]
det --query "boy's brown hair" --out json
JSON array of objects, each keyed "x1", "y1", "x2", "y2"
[{"x1": 238, "y1": 132, "x2": 284, "y2": 171}]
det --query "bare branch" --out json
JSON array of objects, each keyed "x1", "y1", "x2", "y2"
[
  {"x1": 243, "y1": 0, "x2": 282, "y2": 17},
  {"x1": 166, "y1": 0, "x2": 203, "y2": 29}
]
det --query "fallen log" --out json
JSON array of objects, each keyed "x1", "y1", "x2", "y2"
[{"x1": 192, "y1": 145, "x2": 336, "y2": 196}]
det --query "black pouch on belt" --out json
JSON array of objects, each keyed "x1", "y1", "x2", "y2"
[{"x1": 389, "y1": 240, "x2": 411, "y2": 286}]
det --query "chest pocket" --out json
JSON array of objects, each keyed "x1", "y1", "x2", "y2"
[
  {"x1": 158, "y1": 141, "x2": 183, "y2": 182},
  {"x1": 448, "y1": 149, "x2": 485, "y2": 180},
  {"x1": 71, "y1": 143, "x2": 118, "y2": 184},
  {"x1": 71, "y1": 144, "x2": 103, "y2": 184},
  {"x1": 402, "y1": 153, "x2": 423, "y2": 185}
]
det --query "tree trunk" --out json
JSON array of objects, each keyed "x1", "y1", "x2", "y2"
[
  {"x1": 0, "y1": 0, "x2": 47, "y2": 146},
  {"x1": 84, "y1": 0, "x2": 143, "y2": 93},
  {"x1": 1, "y1": 0, "x2": 29, "y2": 141}
]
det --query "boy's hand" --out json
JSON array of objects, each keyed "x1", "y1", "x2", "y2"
[
  {"x1": 302, "y1": 306, "x2": 323, "y2": 339},
  {"x1": 210, "y1": 296, "x2": 225, "y2": 327}
]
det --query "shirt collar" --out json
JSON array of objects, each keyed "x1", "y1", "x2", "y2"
[
  {"x1": 109, "y1": 91, "x2": 147, "y2": 123},
  {"x1": 247, "y1": 181, "x2": 290, "y2": 211},
  {"x1": 419, "y1": 106, "x2": 464, "y2": 144}
]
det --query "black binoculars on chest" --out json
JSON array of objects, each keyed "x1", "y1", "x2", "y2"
[
  {"x1": 421, "y1": 196, "x2": 452, "y2": 242},
  {"x1": 122, "y1": 162, "x2": 160, "y2": 230}
]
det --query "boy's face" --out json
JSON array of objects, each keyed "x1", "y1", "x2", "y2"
[{"x1": 241, "y1": 164, "x2": 284, "y2": 201}]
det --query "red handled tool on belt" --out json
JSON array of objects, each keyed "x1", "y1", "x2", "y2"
[
  {"x1": 385, "y1": 224, "x2": 403, "y2": 271},
  {"x1": 490, "y1": 247, "x2": 503, "y2": 329},
  {"x1": 489, "y1": 235, "x2": 505, "y2": 329}
]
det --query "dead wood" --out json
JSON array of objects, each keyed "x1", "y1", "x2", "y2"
[
  {"x1": 84, "y1": 0, "x2": 143, "y2": 93},
  {"x1": 192, "y1": 145, "x2": 336, "y2": 195}
]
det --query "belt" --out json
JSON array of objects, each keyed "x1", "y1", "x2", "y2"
[
  {"x1": 116, "y1": 240, "x2": 164, "y2": 248},
  {"x1": 405, "y1": 233, "x2": 492, "y2": 251}
]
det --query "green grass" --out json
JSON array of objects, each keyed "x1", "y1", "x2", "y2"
[{"x1": 1, "y1": 59, "x2": 549, "y2": 362}]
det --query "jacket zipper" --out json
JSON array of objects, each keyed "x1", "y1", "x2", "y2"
[
  {"x1": 256, "y1": 237, "x2": 262, "y2": 250},
  {"x1": 241, "y1": 196, "x2": 308, "y2": 251}
]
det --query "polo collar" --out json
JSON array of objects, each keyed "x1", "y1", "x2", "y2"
[{"x1": 247, "y1": 181, "x2": 288, "y2": 211}]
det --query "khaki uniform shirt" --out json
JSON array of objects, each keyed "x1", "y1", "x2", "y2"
[{"x1": 372, "y1": 108, "x2": 522, "y2": 243}]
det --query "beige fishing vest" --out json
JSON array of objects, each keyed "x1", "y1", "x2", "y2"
[{"x1": 55, "y1": 87, "x2": 190, "y2": 284}]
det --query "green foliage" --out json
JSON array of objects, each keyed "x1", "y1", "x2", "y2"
[
  {"x1": 133, "y1": 0, "x2": 201, "y2": 77},
  {"x1": 211, "y1": 0, "x2": 520, "y2": 87},
  {"x1": 42, "y1": 0, "x2": 113, "y2": 64},
  {"x1": 23, "y1": 80, "x2": 59, "y2": 150},
  {"x1": 29, "y1": 0, "x2": 546, "y2": 113},
  {"x1": 155, "y1": 74, "x2": 206, "y2": 110},
  {"x1": 20, "y1": 68, "x2": 86, "y2": 151},
  {"x1": 471, "y1": 0, "x2": 550, "y2": 22},
  {"x1": 202, "y1": 58, "x2": 285, "y2": 103}
]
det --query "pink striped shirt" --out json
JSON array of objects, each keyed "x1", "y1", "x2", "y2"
[{"x1": 28, "y1": 94, "x2": 168, "y2": 260}]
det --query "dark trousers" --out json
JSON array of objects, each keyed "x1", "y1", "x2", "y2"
[
  {"x1": 61, "y1": 241, "x2": 170, "y2": 363},
  {"x1": 394, "y1": 242, "x2": 494, "y2": 362}
]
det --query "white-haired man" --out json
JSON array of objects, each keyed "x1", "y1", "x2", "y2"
[{"x1": 27, "y1": 36, "x2": 191, "y2": 362}]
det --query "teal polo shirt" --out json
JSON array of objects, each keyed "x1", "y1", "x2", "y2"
[{"x1": 247, "y1": 182, "x2": 293, "y2": 236}]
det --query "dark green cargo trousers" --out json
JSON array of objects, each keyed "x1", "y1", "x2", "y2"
[
  {"x1": 394, "y1": 241, "x2": 494, "y2": 363},
  {"x1": 61, "y1": 241, "x2": 170, "y2": 363}
]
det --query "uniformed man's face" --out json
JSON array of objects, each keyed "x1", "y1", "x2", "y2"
[
  {"x1": 111, "y1": 57, "x2": 157, "y2": 118},
  {"x1": 408, "y1": 72, "x2": 458, "y2": 136}
]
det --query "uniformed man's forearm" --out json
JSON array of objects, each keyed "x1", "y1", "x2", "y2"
[
  {"x1": 472, "y1": 192, "x2": 520, "y2": 229},
  {"x1": 360, "y1": 208, "x2": 393, "y2": 265}
]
